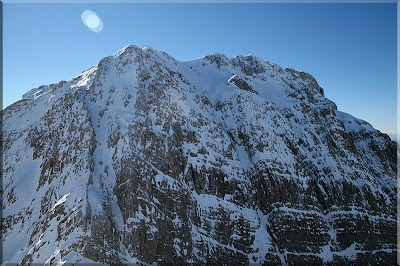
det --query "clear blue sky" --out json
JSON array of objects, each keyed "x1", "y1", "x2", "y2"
[{"x1": 4, "y1": 3, "x2": 396, "y2": 135}]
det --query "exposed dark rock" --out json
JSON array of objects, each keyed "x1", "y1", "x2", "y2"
[{"x1": 228, "y1": 74, "x2": 258, "y2": 94}]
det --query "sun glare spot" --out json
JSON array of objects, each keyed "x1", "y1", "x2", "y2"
[{"x1": 81, "y1": 10, "x2": 103, "y2": 33}]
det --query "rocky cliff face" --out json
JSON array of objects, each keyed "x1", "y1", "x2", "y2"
[{"x1": 2, "y1": 44, "x2": 398, "y2": 264}]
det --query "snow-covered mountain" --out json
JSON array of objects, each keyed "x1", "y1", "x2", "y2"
[{"x1": 2, "y1": 44, "x2": 397, "y2": 264}]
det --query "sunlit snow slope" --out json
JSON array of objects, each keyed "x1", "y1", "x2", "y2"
[{"x1": 3, "y1": 44, "x2": 397, "y2": 264}]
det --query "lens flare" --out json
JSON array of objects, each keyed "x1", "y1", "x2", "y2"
[{"x1": 81, "y1": 10, "x2": 103, "y2": 33}]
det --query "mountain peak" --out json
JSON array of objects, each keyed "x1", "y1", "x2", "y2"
[{"x1": 3, "y1": 44, "x2": 397, "y2": 264}]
